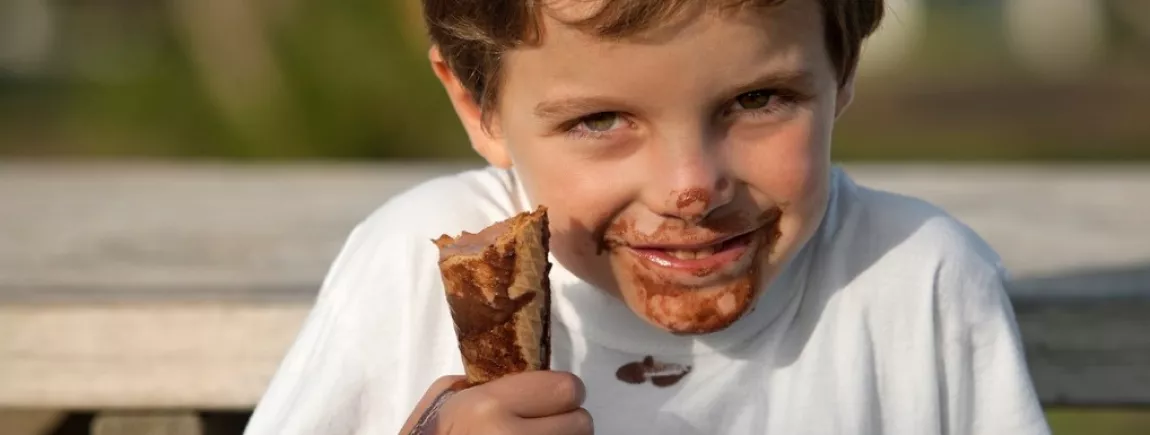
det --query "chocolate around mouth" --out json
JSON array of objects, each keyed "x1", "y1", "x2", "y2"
[
  {"x1": 598, "y1": 207, "x2": 782, "y2": 254},
  {"x1": 628, "y1": 219, "x2": 781, "y2": 334}
]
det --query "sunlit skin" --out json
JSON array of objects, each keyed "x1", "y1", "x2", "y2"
[{"x1": 431, "y1": 0, "x2": 854, "y2": 334}]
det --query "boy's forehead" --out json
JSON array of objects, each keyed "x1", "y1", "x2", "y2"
[{"x1": 499, "y1": 0, "x2": 830, "y2": 111}]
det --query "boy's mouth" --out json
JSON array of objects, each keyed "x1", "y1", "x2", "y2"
[
  {"x1": 599, "y1": 207, "x2": 783, "y2": 287},
  {"x1": 601, "y1": 210, "x2": 784, "y2": 333},
  {"x1": 629, "y1": 230, "x2": 757, "y2": 277}
]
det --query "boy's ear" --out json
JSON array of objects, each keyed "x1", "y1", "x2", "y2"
[
  {"x1": 429, "y1": 46, "x2": 512, "y2": 168},
  {"x1": 834, "y1": 76, "x2": 856, "y2": 120}
]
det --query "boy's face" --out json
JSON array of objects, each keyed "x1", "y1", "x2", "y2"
[{"x1": 435, "y1": 0, "x2": 852, "y2": 334}]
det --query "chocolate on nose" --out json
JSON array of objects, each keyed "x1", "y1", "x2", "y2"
[{"x1": 675, "y1": 188, "x2": 711, "y2": 223}]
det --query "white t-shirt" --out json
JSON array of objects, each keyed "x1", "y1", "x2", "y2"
[{"x1": 244, "y1": 166, "x2": 1050, "y2": 435}]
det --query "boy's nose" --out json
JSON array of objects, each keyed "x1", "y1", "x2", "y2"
[{"x1": 646, "y1": 154, "x2": 734, "y2": 225}]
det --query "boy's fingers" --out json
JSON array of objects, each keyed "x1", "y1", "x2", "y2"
[
  {"x1": 482, "y1": 371, "x2": 586, "y2": 418},
  {"x1": 399, "y1": 375, "x2": 468, "y2": 435},
  {"x1": 513, "y1": 408, "x2": 595, "y2": 435}
]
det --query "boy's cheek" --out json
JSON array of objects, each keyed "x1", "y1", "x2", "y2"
[
  {"x1": 548, "y1": 215, "x2": 621, "y2": 294},
  {"x1": 513, "y1": 165, "x2": 626, "y2": 289},
  {"x1": 549, "y1": 212, "x2": 604, "y2": 260},
  {"x1": 732, "y1": 113, "x2": 831, "y2": 195}
]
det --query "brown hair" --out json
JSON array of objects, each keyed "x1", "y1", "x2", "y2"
[{"x1": 423, "y1": 0, "x2": 884, "y2": 122}]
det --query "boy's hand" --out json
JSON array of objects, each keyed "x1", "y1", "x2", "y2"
[{"x1": 400, "y1": 371, "x2": 593, "y2": 435}]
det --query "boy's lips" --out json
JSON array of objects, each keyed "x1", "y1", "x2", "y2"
[
  {"x1": 622, "y1": 227, "x2": 765, "y2": 281},
  {"x1": 630, "y1": 232, "x2": 753, "y2": 270}
]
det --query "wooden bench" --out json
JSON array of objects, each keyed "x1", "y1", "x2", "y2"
[{"x1": 2, "y1": 162, "x2": 1148, "y2": 434}]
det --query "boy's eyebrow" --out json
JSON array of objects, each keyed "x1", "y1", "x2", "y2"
[
  {"x1": 532, "y1": 70, "x2": 816, "y2": 120},
  {"x1": 534, "y1": 96, "x2": 626, "y2": 120},
  {"x1": 719, "y1": 69, "x2": 816, "y2": 98}
]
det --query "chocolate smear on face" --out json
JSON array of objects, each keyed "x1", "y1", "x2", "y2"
[
  {"x1": 597, "y1": 217, "x2": 634, "y2": 255},
  {"x1": 601, "y1": 208, "x2": 770, "y2": 252},
  {"x1": 635, "y1": 266, "x2": 757, "y2": 334},
  {"x1": 626, "y1": 208, "x2": 783, "y2": 334},
  {"x1": 615, "y1": 355, "x2": 692, "y2": 387},
  {"x1": 675, "y1": 188, "x2": 711, "y2": 212},
  {"x1": 597, "y1": 203, "x2": 785, "y2": 333}
]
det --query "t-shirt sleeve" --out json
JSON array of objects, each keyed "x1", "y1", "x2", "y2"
[
  {"x1": 242, "y1": 221, "x2": 382, "y2": 435},
  {"x1": 243, "y1": 212, "x2": 438, "y2": 435},
  {"x1": 933, "y1": 226, "x2": 1051, "y2": 435},
  {"x1": 243, "y1": 176, "x2": 488, "y2": 435}
]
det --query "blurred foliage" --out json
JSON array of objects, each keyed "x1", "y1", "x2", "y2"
[
  {"x1": 1, "y1": 0, "x2": 1148, "y2": 161},
  {"x1": 1, "y1": 0, "x2": 473, "y2": 160},
  {"x1": 832, "y1": 1, "x2": 1150, "y2": 162}
]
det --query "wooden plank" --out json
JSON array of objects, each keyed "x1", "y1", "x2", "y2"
[
  {"x1": 0, "y1": 410, "x2": 64, "y2": 435},
  {"x1": 2, "y1": 162, "x2": 1148, "y2": 302},
  {"x1": 0, "y1": 162, "x2": 467, "y2": 303},
  {"x1": 91, "y1": 411, "x2": 202, "y2": 435},
  {"x1": 1011, "y1": 280, "x2": 1150, "y2": 405},
  {"x1": 0, "y1": 163, "x2": 1148, "y2": 408},
  {"x1": 843, "y1": 164, "x2": 1150, "y2": 278},
  {"x1": 0, "y1": 304, "x2": 307, "y2": 409},
  {"x1": 3, "y1": 293, "x2": 1145, "y2": 408}
]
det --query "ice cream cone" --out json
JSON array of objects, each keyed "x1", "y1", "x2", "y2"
[{"x1": 433, "y1": 206, "x2": 552, "y2": 385}]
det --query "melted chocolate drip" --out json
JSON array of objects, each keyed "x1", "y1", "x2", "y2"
[{"x1": 440, "y1": 242, "x2": 533, "y2": 380}]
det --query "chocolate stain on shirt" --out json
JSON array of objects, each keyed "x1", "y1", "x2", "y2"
[
  {"x1": 615, "y1": 361, "x2": 647, "y2": 384},
  {"x1": 615, "y1": 355, "x2": 692, "y2": 387}
]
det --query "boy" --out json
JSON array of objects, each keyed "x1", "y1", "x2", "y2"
[{"x1": 245, "y1": 0, "x2": 1051, "y2": 434}]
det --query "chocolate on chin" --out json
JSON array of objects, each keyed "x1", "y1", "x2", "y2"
[{"x1": 433, "y1": 206, "x2": 552, "y2": 386}]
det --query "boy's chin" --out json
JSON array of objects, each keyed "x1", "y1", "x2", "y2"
[{"x1": 619, "y1": 272, "x2": 762, "y2": 335}]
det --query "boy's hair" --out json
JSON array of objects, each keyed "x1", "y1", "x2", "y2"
[{"x1": 422, "y1": 0, "x2": 885, "y2": 122}]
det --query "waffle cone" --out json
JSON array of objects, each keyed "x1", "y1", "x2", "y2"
[{"x1": 433, "y1": 206, "x2": 551, "y2": 385}]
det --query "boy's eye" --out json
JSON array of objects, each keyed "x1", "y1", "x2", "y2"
[
  {"x1": 580, "y1": 112, "x2": 621, "y2": 132},
  {"x1": 733, "y1": 90, "x2": 776, "y2": 110},
  {"x1": 562, "y1": 111, "x2": 630, "y2": 140}
]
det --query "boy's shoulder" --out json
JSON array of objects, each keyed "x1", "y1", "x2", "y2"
[
  {"x1": 809, "y1": 170, "x2": 1017, "y2": 351},
  {"x1": 359, "y1": 165, "x2": 524, "y2": 243},
  {"x1": 825, "y1": 168, "x2": 1007, "y2": 296},
  {"x1": 315, "y1": 165, "x2": 523, "y2": 298}
]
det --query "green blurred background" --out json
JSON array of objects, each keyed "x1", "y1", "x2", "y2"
[
  {"x1": 1, "y1": 0, "x2": 1147, "y2": 162},
  {"x1": 1, "y1": 0, "x2": 1148, "y2": 433}
]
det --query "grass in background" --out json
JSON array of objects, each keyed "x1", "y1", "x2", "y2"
[{"x1": 1047, "y1": 408, "x2": 1150, "y2": 434}]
